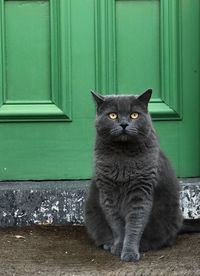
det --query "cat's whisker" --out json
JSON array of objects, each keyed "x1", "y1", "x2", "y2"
[
  {"x1": 126, "y1": 127, "x2": 138, "y2": 135},
  {"x1": 110, "y1": 128, "x2": 122, "y2": 136}
]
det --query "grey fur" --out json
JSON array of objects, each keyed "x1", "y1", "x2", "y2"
[{"x1": 85, "y1": 89, "x2": 183, "y2": 262}]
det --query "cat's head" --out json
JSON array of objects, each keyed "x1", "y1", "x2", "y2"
[{"x1": 92, "y1": 89, "x2": 153, "y2": 143}]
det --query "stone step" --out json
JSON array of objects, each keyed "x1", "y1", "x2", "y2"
[{"x1": 0, "y1": 179, "x2": 199, "y2": 227}]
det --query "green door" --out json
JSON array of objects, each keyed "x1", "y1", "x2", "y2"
[{"x1": 0, "y1": 0, "x2": 199, "y2": 180}]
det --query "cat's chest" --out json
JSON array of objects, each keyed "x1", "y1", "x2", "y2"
[
  {"x1": 96, "y1": 153, "x2": 154, "y2": 183},
  {"x1": 109, "y1": 159, "x2": 139, "y2": 182}
]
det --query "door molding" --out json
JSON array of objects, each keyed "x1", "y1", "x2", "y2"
[
  {"x1": 94, "y1": 0, "x2": 182, "y2": 120},
  {"x1": 0, "y1": 0, "x2": 72, "y2": 122}
]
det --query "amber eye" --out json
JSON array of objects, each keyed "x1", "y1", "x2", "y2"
[
  {"x1": 108, "y1": 112, "x2": 118, "y2": 120},
  {"x1": 130, "y1": 112, "x2": 139, "y2": 119}
]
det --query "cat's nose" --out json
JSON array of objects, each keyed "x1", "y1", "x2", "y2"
[{"x1": 120, "y1": 123, "x2": 128, "y2": 129}]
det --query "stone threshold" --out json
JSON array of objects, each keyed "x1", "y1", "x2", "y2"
[{"x1": 0, "y1": 178, "x2": 199, "y2": 227}]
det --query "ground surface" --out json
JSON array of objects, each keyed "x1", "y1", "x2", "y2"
[{"x1": 0, "y1": 225, "x2": 199, "y2": 276}]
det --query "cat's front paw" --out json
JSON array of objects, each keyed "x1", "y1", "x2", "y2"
[
  {"x1": 103, "y1": 242, "x2": 113, "y2": 251},
  {"x1": 121, "y1": 251, "x2": 140, "y2": 262},
  {"x1": 110, "y1": 242, "x2": 123, "y2": 256}
]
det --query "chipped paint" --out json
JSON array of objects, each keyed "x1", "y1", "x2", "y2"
[
  {"x1": 52, "y1": 201, "x2": 59, "y2": 212},
  {"x1": 2, "y1": 211, "x2": 7, "y2": 217},
  {"x1": 179, "y1": 182, "x2": 200, "y2": 219},
  {"x1": 0, "y1": 179, "x2": 199, "y2": 227}
]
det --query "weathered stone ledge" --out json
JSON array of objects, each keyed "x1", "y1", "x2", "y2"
[{"x1": 0, "y1": 179, "x2": 199, "y2": 227}]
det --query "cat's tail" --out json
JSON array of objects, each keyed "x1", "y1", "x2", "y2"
[{"x1": 179, "y1": 218, "x2": 200, "y2": 234}]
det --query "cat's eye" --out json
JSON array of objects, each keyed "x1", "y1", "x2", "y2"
[
  {"x1": 108, "y1": 112, "x2": 118, "y2": 120},
  {"x1": 130, "y1": 112, "x2": 139, "y2": 119}
]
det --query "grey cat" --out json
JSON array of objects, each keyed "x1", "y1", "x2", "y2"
[{"x1": 85, "y1": 89, "x2": 200, "y2": 262}]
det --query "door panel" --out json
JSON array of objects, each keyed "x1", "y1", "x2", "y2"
[
  {"x1": 5, "y1": 0, "x2": 50, "y2": 102},
  {"x1": 94, "y1": 0, "x2": 181, "y2": 120},
  {"x1": 0, "y1": 0, "x2": 199, "y2": 180},
  {"x1": 0, "y1": 0, "x2": 95, "y2": 180},
  {"x1": 116, "y1": 0, "x2": 160, "y2": 96},
  {"x1": 0, "y1": 0, "x2": 72, "y2": 121}
]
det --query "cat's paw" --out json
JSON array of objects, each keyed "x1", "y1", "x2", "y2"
[
  {"x1": 103, "y1": 242, "x2": 112, "y2": 251},
  {"x1": 110, "y1": 242, "x2": 123, "y2": 256},
  {"x1": 121, "y1": 251, "x2": 140, "y2": 262}
]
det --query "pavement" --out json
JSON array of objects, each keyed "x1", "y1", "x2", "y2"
[{"x1": 0, "y1": 225, "x2": 199, "y2": 276}]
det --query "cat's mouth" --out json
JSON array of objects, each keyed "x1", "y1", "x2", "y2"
[
  {"x1": 119, "y1": 133, "x2": 130, "y2": 142},
  {"x1": 109, "y1": 127, "x2": 139, "y2": 142},
  {"x1": 110, "y1": 128, "x2": 132, "y2": 142},
  {"x1": 110, "y1": 128, "x2": 128, "y2": 136},
  {"x1": 122, "y1": 129, "x2": 128, "y2": 134}
]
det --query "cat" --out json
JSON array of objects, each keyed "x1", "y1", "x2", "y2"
[{"x1": 85, "y1": 89, "x2": 200, "y2": 262}]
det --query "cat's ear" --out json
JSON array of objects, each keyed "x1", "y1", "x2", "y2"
[
  {"x1": 91, "y1": 91, "x2": 105, "y2": 106},
  {"x1": 137, "y1": 89, "x2": 152, "y2": 106}
]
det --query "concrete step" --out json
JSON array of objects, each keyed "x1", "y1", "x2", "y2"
[{"x1": 0, "y1": 178, "x2": 200, "y2": 227}]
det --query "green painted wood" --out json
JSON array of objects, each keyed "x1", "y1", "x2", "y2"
[
  {"x1": 0, "y1": 0, "x2": 72, "y2": 121},
  {"x1": 116, "y1": 0, "x2": 160, "y2": 97},
  {"x1": 94, "y1": 0, "x2": 181, "y2": 120},
  {"x1": 5, "y1": 0, "x2": 50, "y2": 102},
  {"x1": 0, "y1": 0, "x2": 199, "y2": 180},
  {"x1": 0, "y1": 0, "x2": 96, "y2": 180}
]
